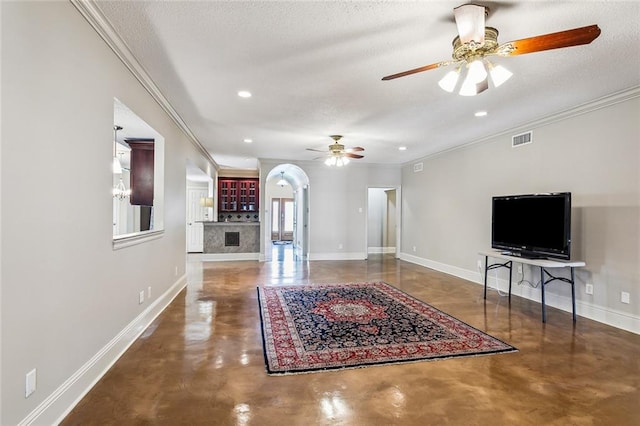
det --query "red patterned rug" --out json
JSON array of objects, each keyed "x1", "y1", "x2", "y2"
[{"x1": 257, "y1": 282, "x2": 516, "y2": 375}]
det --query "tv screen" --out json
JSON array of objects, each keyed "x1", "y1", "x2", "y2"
[{"x1": 491, "y1": 192, "x2": 571, "y2": 260}]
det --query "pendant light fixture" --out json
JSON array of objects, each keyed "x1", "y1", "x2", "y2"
[
  {"x1": 277, "y1": 171, "x2": 288, "y2": 187},
  {"x1": 112, "y1": 177, "x2": 131, "y2": 200},
  {"x1": 112, "y1": 125, "x2": 123, "y2": 174},
  {"x1": 112, "y1": 125, "x2": 131, "y2": 200}
]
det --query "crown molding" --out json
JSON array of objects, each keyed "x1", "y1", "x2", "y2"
[{"x1": 70, "y1": 0, "x2": 218, "y2": 170}]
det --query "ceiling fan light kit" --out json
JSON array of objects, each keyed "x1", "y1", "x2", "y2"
[
  {"x1": 383, "y1": 3, "x2": 601, "y2": 97},
  {"x1": 307, "y1": 135, "x2": 364, "y2": 167}
]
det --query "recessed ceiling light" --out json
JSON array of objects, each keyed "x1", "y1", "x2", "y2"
[
  {"x1": 243, "y1": 138, "x2": 253, "y2": 143},
  {"x1": 474, "y1": 111, "x2": 488, "y2": 117},
  {"x1": 237, "y1": 91, "x2": 252, "y2": 98},
  {"x1": 398, "y1": 146, "x2": 407, "y2": 151}
]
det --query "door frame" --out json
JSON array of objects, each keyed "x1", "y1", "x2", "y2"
[
  {"x1": 365, "y1": 186, "x2": 402, "y2": 258},
  {"x1": 271, "y1": 197, "x2": 294, "y2": 241},
  {"x1": 186, "y1": 186, "x2": 208, "y2": 252}
]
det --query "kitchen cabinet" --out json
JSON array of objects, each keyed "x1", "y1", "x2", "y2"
[{"x1": 218, "y1": 178, "x2": 259, "y2": 213}]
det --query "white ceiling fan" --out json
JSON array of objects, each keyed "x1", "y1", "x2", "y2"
[{"x1": 382, "y1": 3, "x2": 601, "y2": 96}]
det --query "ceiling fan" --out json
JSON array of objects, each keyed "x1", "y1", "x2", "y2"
[
  {"x1": 307, "y1": 135, "x2": 365, "y2": 166},
  {"x1": 382, "y1": 3, "x2": 601, "y2": 96}
]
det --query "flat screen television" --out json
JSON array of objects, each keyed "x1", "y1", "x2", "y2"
[{"x1": 491, "y1": 192, "x2": 571, "y2": 260}]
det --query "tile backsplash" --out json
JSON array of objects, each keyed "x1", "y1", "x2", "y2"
[{"x1": 219, "y1": 213, "x2": 260, "y2": 222}]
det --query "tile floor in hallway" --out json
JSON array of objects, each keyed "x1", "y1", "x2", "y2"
[{"x1": 62, "y1": 252, "x2": 640, "y2": 425}]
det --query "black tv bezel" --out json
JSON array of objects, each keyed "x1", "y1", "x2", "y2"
[{"x1": 491, "y1": 192, "x2": 572, "y2": 260}]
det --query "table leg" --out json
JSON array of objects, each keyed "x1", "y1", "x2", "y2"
[
  {"x1": 571, "y1": 267, "x2": 577, "y2": 322},
  {"x1": 483, "y1": 255, "x2": 488, "y2": 300},
  {"x1": 540, "y1": 266, "x2": 546, "y2": 323},
  {"x1": 508, "y1": 262, "x2": 513, "y2": 303}
]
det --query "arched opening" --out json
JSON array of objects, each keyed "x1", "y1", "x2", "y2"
[{"x1": 263, "y1": 164, "x2": 310, "y2": 262}]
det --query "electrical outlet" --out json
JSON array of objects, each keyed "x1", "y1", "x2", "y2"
[
  {"x1": 621, "y1": 291, "x2": 630, "y2": 304},
  {"x1": 412, "y1": 246, "x2": 416, "y2": 252},
  {"x1": 147, "y1": 286, "x2": 152, "y2": 299},
  {"x1": 139, "y1": 291, "x2": 145, "y2": 304},
  {"x1": 25, "y1": 368, "x2": 36, "y2": 398},
  {"x1": 517, "y1": 265, "x2": 523, "y2": 274},
  {"x1": 338, "y1": 243, "x2": 343, "y2": 250},
  {"x1": 174, "y1": 266, "x2": 178, "y2": 276},
  {"x1": 585, "y1": 283, "x2": 594, "y2": 295},
  {"x1": 477, "y1": 260, "x2": 482, "y2": 270}
]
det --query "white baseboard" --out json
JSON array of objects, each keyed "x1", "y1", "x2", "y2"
[
  {"x1": 367, "y1": 246, "x2": 396, "y2": 254},
  {"x1": 399, "y1": 252, "x2": 640, "y2": 335},
  {"x1": 18, "y1": 275, "x2": 188, "y2": 426},
  {"x1": 192, "y1": 252, "x2": 260, "y2": 261},
  {"x1": 399, "y1": 253, "x2": 479, "y2": 283},
  {"x1": 309, "y1": 252, "x2": 367, "y2": 261}
]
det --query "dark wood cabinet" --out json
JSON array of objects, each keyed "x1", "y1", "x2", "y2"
[
  {"x1": 218, "y1": 178, "x2": 259, "y2": 213},
  {"x1": 127, "y1": 139, "x2": 154, "y2": 206}
]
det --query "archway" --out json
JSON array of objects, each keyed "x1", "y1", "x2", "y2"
[{"x1": 263, "y1": 164, "x2": 310, "y2": 262}]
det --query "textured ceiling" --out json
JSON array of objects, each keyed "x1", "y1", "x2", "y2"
[{"x1": 96, "y1": 1, "x2": 640, "y2": 170}]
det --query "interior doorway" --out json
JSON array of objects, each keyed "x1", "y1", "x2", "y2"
[
  {"x1": 186, "y1": 187, "x2": 207, "y2": 252},
  {"x1": 186, "y1": 161, "x2": 214, "y2": 253},
  {"x1": 367, "y1": 187, "x2": 400, "y2": 258},
  {"x1": 271, "y1": 198, "x2": 294, "y2": 241},
  {"x1": 263, "y1": 165, "x2": 310, "y2": 262}
]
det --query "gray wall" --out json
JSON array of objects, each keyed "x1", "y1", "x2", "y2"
[
  {"x1": 368, "y1": 188, "x2": 386, "y2": 250},
  {"x1": 259, "y1": 161, "x2": 401, "y2": 260},
  {"x1": 1, "y1": 2, "x2": 215, "y2": 424},
  {"x1": 401, "y1": 93, "x2": 639, "y2": 332}
]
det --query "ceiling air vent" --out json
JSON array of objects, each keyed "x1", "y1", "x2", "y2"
[
  {"x1": 512, "y1": 131, "x2": 533, "y2": 147},
  {"x1": 413, "y1": 162, "x2": 423, "y2": 172}
]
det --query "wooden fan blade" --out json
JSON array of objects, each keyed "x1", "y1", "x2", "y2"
[
  {"x1": 382, "y1": 62, "x2": 447, "y2": 81},
  {"x1": 499, "y1": 25, "x2": 601, "y2": 56},
  {"x1": 347, "y1": 147, "x2": 365, "y2": 152},
  {"x1": 306, "y1": 148, "x2": 327, "y2": 152},
  {"x1": 344, "y1": 153, "x2": 364, "y2": 159}
]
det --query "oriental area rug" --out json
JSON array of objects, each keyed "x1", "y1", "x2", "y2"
[{"x1": 257, "y1": 282, "x2": 516, "y2": 375}]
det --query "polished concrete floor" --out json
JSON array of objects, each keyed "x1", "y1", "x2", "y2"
[{"x1": 63, "y1": 249, "x2": 640, "y2": 425}]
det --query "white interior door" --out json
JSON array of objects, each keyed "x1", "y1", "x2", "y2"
[{"x1": 187, "y1": 188, "x2": 207, "y2": 252}]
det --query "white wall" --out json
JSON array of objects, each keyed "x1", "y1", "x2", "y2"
[
  {"x1": 400, "y1": 92, "x2": 640, "y2": 333},
  {"x1": 1, "y1": 2, "x2": 215, "y2": 424}
]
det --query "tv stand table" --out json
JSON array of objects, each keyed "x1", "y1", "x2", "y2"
[{"x1": 479, "y1": 250, "x2": 586, "y2": 323}]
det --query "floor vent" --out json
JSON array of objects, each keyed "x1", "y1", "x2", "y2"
[{"x1": 512, "y1": 131, "x2": 533, "y2": 147}]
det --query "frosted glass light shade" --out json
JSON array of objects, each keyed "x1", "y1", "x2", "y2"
[
  {"x1": 112, "y1": 156, "x2": 123, "y2": 174},
  {"x1": 467, "y1": 60, "x2": 488, "y2": 83},
  {"x1": 438, "y1": 68, "x2": 461, "y2": 92},
  {"x1": 454, "y1": 4, "x2": 486, "y2": 44},
  {"x1": 459, "y1": 74, "x2": 488, "y2": 97},
  {"x1": 489, "y1": 64, "x2": 513, "y2": 87},
  {"x1": 200, "y1": 197, "x2": 214, "y2": 207}
]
